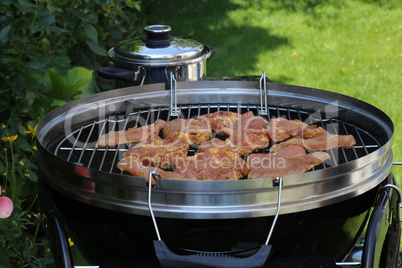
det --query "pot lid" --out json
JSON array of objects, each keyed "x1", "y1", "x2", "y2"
[{"x1": 108, "y1": 25, "x2": 212, "y2": 67}]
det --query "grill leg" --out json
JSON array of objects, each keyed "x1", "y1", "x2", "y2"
[
  {"x1": 361, "y1": 175, "x2": 401, "y2": 268},
  {"x1": 38, "y1": 177, "x2": 74, "y2": 268}
]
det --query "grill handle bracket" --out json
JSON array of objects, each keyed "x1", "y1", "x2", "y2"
[
  {"x1": 169, "y1": 72, "x2": 179, "y2": 117},
  {"x1": 147, "y1": 172, "x2": 285, "y2": 268},
  {"x1": 259, "y1": 71, "x2": 268, "y2": 116}
]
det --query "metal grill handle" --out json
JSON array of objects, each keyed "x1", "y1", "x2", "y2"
[
  {"x1": 265, "y1": 176, "x2": 282, "y2": 245},
  {"x1": 148, "y1": 171, "x2": 162, "y2": 241},
  {"x1": 146, "y1": 172, "x2": 287, "y2": 267}
]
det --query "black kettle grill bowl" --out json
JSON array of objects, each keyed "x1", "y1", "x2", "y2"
[{"x1": 38, "y1": 176, "x2": 384, "y2": 263}]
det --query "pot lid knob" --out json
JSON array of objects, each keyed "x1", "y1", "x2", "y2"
[
  {"x1": 142, "y1": 25, "x2": 174, "y2": 46},
  {"x1": 109, "y1": 24, "x2": 212, "y2": 66}
]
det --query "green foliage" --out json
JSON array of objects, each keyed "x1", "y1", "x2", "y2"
[
  {"x1": 0, "y1": 0, "x2": 142, "y2": 266},
  {"x1": 45, "y1": 67, "x2": 94, "y2": 99},
  {"x1": 0, "y1": 0, "x2": 143, "y2": 132}
]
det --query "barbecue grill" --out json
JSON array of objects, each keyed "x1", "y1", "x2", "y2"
[{"x1": 37, "y1": 72, "x2": 401, "y2": 267}]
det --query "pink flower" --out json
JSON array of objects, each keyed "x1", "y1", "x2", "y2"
[{"x1": 0, "y1": 186, "x2": 13, "y2": 218}]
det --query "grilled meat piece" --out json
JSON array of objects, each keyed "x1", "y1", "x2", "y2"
[
  {"x1": 98, "y1": 119, "x2": 166, "y2": 146},
  {"x1": 198, "y1": 111, "x2": 242, "y2": 136},
  {"x1": 270, "y1": 144, "x2": 306, "y2": 158},
  {"x1": 248, "y1": 145, "x2": 306, "y2": 172},
  {"x1": 198, "y1": 138, "x2": 233, "y2": 152},
  {"x1": 267, "y1": 117, "x2": 325, "y2": 142},
  {"x1": 174, "y1": 148, "x2": 248, "y2": 181},
  {"x1": 163, "y1": 118, "x2": 212, "y2": 145},
  {"x1": 226, "y1": 111, "x2": 269, "y2": 156},
  {"x1": 117, "y1": 156, "x2": 190, "y2": 184},
  {"x1": 198, "y1": 112, "x2": 269, "y2": 156},
  {"x1": 270, "y1": 130, "x2": 356, "y2": 152},
  {"x1": 247, "y1": 150, "x2": 330, "y2": 179},
  {"x1": 124, "y1": 135, "x2": 189, "y2": 169}
]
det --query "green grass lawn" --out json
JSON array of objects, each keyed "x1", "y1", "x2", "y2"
[
  {"x1": 145, "y1": 0, "x2": 402, "y2": 184},
  {"x1": 69, "y1": 1, "x2": 402, "y2": 264}
]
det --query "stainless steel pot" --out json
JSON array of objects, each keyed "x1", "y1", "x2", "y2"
[{"x1": 97, "y1": 25, "x2": 217, "y2": 88}]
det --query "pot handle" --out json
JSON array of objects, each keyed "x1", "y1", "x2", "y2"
[
  {"x1": 207, "y1": 46, "x2": 218, "y2": 61},
  {"x1": 97, "y1": 66, "x2": 145, "y2": 84}
]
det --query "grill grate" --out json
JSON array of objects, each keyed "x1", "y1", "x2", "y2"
[{"x1": 52, "y1": 103, "x2": 381, "y2": 176}]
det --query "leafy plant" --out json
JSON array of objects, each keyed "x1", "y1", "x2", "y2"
[{"x1": 0, "y1": 0, "x2": 142, "y2": 266}]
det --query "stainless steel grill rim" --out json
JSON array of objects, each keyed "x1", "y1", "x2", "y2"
[{"x1": 37, "y1": 81, "x2": 394, "y2": 219}]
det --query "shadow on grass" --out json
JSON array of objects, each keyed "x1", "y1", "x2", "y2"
[
  {"x1": 141, "y1": 0, "x2": 289, "y2": 76},
  {"x1": 265, "y1": 0, "x2": 329, "y2": 12}
]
